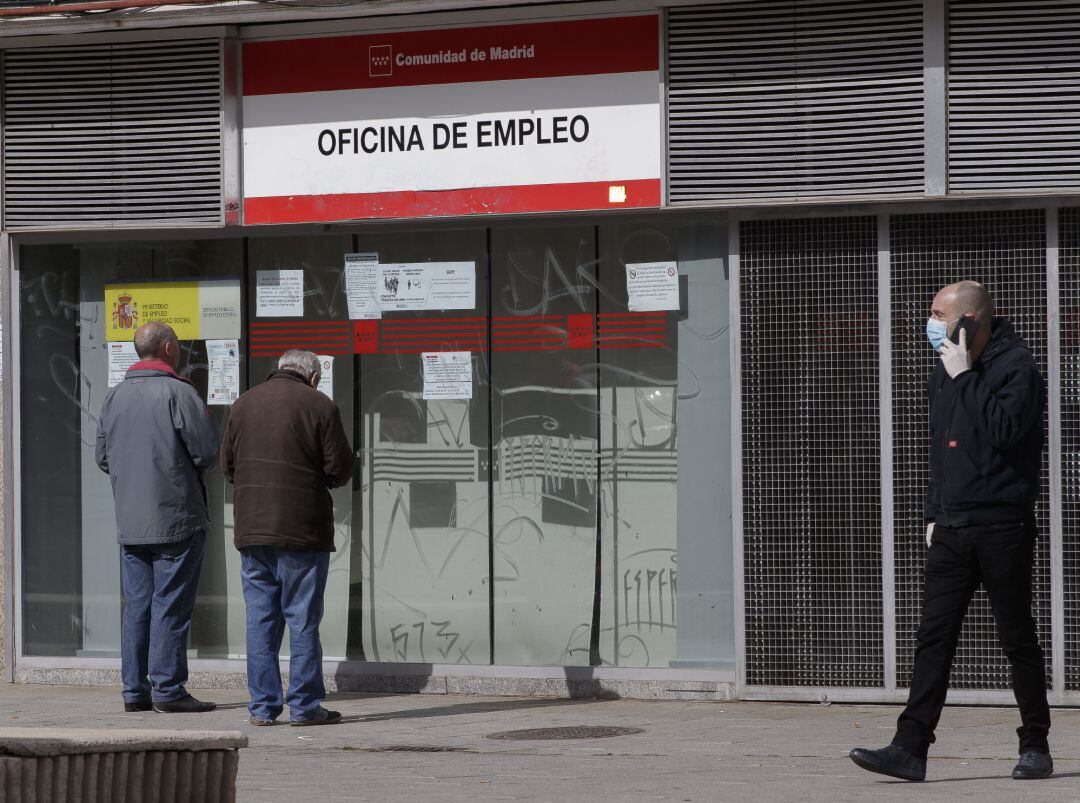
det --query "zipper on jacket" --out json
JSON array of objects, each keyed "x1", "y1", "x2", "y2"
[{"x1": 938, "y1": 374, "x2": 953, "y2": 513}]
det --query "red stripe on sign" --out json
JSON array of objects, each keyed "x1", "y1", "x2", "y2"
[
  {"x1": 566, "y1": 313, "x2": 594, "y2": 350},
  {"x1": 251, "y1": 323, "x2": 352, "y2": 331},
  {"x1": 244, "y1": 179, "x2": 661, "y2": 224},
  {"x1": 250, "y1": 320, "x2": 353, "y2": 356},
  {"x1": 344, "y1": 314, "x2": 672, "y2": 353},
  {"x1": 243, "y1": 16, "x2": 659, "y2": 96},
  {"x1": 354, "y1": 320, "x2": 379, "y2": 354}
]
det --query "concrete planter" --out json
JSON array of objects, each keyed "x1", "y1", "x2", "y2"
[{"x1": 0, "y1": 728, "x2": 248, "y2": 802}]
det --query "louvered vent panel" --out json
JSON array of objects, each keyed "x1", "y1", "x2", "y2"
[
  {"x1": 949, "y1": 1, "x2": 1080, "y2": 191},
  {"x1": 667, "y1": 1, "x2": 924, "y2": 201},
  {"x1": 2, "y1": 40, "x2": 223, "y2": 227},
  {"x1": 741, "y1": 216, "x2": 883, "y2": 687}
]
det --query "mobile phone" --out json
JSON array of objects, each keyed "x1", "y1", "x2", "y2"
[{"x1": 950, "y1": 316, "x2": 980, "y2": 345}]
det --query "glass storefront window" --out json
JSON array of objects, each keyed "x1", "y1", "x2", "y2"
[
  {"x1": 19, "y1": 239, "x2": 243, "y2": 656},
  {"x1": 18, "y1": 220, "x2": 733, "y2": 668}
]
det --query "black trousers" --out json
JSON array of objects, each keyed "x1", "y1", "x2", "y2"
[{"x1": 892, "y1": 519, "x2": 1050, "y2": 759}]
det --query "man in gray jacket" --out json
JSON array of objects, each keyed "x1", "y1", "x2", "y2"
[{"x1": 96, "y1": 321, "x2": 220, "y2": 713}]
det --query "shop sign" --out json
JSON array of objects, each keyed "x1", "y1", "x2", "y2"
[
  {"x1": 241, "y1": 15, "x2": 661, "y2": 223},
  {"x1": 104, "y1": 279, "x2": 242, "y2": 342}
]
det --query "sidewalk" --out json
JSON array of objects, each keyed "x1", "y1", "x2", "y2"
[{"x1": 1, "y1": 684, "x2": 1077, "y2": 801}]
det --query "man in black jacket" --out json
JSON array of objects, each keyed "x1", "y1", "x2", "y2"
[{"x1": 851, "y1": 281, "x2": 1052, "y2": 782}]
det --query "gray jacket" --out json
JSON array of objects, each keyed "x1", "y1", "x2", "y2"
[{"x1": 95, "y1": 364, "x2": 220, "y2": 545}]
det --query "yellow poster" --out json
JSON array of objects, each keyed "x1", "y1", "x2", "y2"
[
  {"x1": 104, "y1": 279, "x2": 241, "y2": 342},
  {"x1": 105, "y1": 282, "x2": 200, "y2": 341}
]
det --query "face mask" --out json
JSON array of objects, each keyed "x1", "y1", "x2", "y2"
[{"x1": 925, "y1": 317, "x2": 956, "y2": 352}]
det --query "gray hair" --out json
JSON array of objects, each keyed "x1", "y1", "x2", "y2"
[
  {"x1": 278, "y1": 350, "x2": 321, "y2": 382},
  {"x1": 133, "y1": 321, "x2": 175, "y2": 359}
]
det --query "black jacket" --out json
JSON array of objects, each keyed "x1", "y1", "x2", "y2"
[
  {"x1": 221, "y1": 370, "x2": 355, "y2": 551},
  {"x1": 924, "y1": 318, "x2": 1044, "y2": 526}
]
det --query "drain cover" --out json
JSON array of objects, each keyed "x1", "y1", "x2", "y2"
[
  {"x1": 357, "y1": 745, "x2": 474, "y2": 753},
  {"x1": 486, "y1": 726, "x2": 644, "y2": 741}
]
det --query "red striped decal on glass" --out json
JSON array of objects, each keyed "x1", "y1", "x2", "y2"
[{"x1": 250, "y1": 313, "x2": 669, "y2": 357}]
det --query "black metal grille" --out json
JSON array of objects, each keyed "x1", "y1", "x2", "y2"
[
  {"x1": 891, "y1": 209, "x2": 1051, "y2": 690},
  {"x1": 1060, "y1": 207, "x2": 1080, "y2": 690},
  {"x1": 741, "y1": 216, "x2": 883, "y2": 687}
]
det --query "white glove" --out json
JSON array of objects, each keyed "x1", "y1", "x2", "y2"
[
  {"x1": 939, "y1": 326, "x2": 972, "y2": 379},
  {"x1": 926, "y1": 521, "x2": 935, "y2": 547}
]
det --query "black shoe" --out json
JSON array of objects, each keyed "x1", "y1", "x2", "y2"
[
  {"x1": 153, "y1": 694, "x2": 216, "y2": 713},
  {"x1": 290, "y1": 707, "x2": 342, "y2": 727},
  {"x1": 849, "y1": 745, "x2": 926, "y2": 782},
  {"x1": 1012, "y1": 751, "x2": 1053, "y2": 780},
  {"x1": 124, "y1": 700, "x2": 152, "y2": 713}
]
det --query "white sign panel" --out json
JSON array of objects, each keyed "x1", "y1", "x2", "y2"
[
  {"x1": 198, "y1": 280, "x2": 244, "y2": 340},
  {"x1": 316, "y1": 355, "x2": 334, "y2": 399},
  {"x1": 256, "y1": 269, "x2": 304, "y2": 317},
  {"x1": 206, "y1": 339, "x2": 241, "y2": 406},
  {"x1": 378, "y1": 262, "x2": 475, "y2": 312},
  {"x1": 345, "y1": 253, "x2": 382, "y2": 320},
  {"x1": 422, "y1": 351, "x2": 473, "y2": 400},
  {"x1": 242, "y1": 16, "x2": 661, "y2": 224},
  {"x1": 107, "y1": 341, "x2": 139, "y2": 388},
  {"x1": 626, "y1": 261, "x2": 679, "y2": 312}
]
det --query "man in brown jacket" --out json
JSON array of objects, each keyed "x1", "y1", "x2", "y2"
[{"x1": 221, "y1": 350, "x2": 354, "y2": 726}]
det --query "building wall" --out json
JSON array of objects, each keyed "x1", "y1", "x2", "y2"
[{"x1": 5, "y1": 0, "x2": 1080, "y2": 701}]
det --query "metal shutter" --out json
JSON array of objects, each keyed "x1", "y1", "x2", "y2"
[
  {"x1": 1060, "y1": 207, "x2": 1080, "y2": 689},
  {"x1": 890, "y1": 209, "x2": 1052, "y2": 690},
  {"x1": 667, "y1": 1, "x2": 924, "y2": 202},
  {"x1": 2, "y1": 39, "x2": 224, "y2": 228},
  {"x1": 741, "y1": 216, "x2": 883, "y2": 687},
  {"x1": 948, "y1": 1, "x2": 1080, "y2": 191}
]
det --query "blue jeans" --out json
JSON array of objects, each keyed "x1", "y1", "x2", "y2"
[
  {"x1": 240, "y1": 546, "x2": 330, "y2": 722},
  {"x1": 120, "y1": 534, "x2": 206, "y2": 703}
]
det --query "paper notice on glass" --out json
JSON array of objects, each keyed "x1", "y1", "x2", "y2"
[
  {"x1": 378, "y1": 264, "x2": 428, "y2": 311},
  {"x1": 206, "y1": 339, "x2": 241, "y2": 406},
  {"x1": 316, "y1": 355, "x2": 334, "y2": 399},
  {"x1": 626, "y1": 261, "x2": 680, "y2": 311},
  {"x1": 426, "y1": 262, "x2": 475, "y2": 310},
  {"x1": 344, "y1": 253, "x2": 381, "y2": 320},
  {"x1": 378, "y1": 262, "x2": 475, "y2": 311},
  {"x1": 256, "y1": 269, "x2": 304, "y2": 317},
  {"x1": 107, "y1": 341, "x2": 139, "y2": 388},
  {"x1": 422, "y1": 351, "x2": 473, "y2": 400}
]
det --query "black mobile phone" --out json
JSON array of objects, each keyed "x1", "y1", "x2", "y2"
[{"x1": 950, "y1": 316, "x2": 980, "y2": 345}]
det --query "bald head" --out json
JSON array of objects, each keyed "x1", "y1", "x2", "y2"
[
  {"x1": 936, "y1": 281, "x2": 994, "y2": 325},
  {"x1": 133, "y1": 321, "x2": 179, "y2": 364}
]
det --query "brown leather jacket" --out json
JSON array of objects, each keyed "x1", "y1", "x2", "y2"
[{"x1": 221, "y1": 369, "x2": 354, "y2": 551}]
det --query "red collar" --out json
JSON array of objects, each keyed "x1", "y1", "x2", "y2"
[{"x1": 128, "y1": 358, "x2": 191, "y2": 384}]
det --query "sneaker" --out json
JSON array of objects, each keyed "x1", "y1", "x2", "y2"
[
  {"x1": 123, "y1": 700, "x2": 152, "y2": 713},
  {"x1": 290, "y1": 707, "x2": 342, "y2": 727},
  {"x1": 849, "y1": 744, "x2": 926, "y2": 782},
  {"x1": 249, "y1": 716, "x2": 277, "y2": 727},
  {"x1": 153, "y1": 694, "x2": 216, "y2": 714},
  {"x1": 1012, "y1": 751, "x2": 1053, "y2": 780}
]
